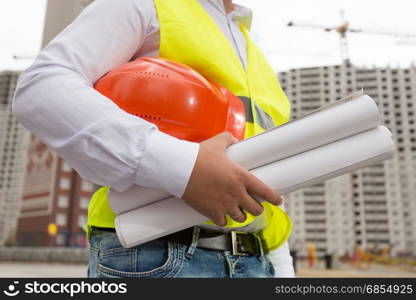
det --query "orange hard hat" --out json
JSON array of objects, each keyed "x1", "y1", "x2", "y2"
[{"x1": 94, "y1": 57, "x2": 245, "y2": 142}]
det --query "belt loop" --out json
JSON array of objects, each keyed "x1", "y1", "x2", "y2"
[{"x1": 186, "y1": 227, "x2": 200, "y2": 258}]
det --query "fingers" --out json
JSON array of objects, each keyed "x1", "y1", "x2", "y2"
[
  {"x1": 216, "y1": 131, "x2": 238, "y2": 148},
  {"x1": 210, "y1": 208, "x2": 247, "y2": 226},
  {"x1": 245, "y1": 172, "x2": 282, "y2": 206},
  {"x1": 239, "y1": 191, "x2": 264, "y2": 216},
  {"x1": 209, "y1": 210, "x2": 227, "y2": 227},
  {"x1": 228, "y1": 207, "x2": 247, "y2": 223}
]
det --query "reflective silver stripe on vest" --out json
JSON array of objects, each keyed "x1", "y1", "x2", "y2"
[{"x1": 239, "y1": 96, "x2": 275, "y2": 130}]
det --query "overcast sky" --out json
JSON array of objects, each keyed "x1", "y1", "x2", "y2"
[
  {"x1": 0, "y1": 0, "x2": 46, "y2": 70},
  {"x1": 1, "y1": 0, "x2": 416, "y2": 72}
]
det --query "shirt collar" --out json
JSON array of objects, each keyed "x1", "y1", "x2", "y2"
[
  {"x1": 207, "y1": 0, "x2": 253, "y2": 30},
  {"x1": 230, "y1": 3, "x2": 253, "y2": 30}
]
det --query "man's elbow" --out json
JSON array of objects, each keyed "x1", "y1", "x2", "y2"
[
  {"x1": 12, "y1": 62, "x2": 51, "y2": 122},
  {"x1": 11, "y1": 71, "x2": 31, "y2": 123}
]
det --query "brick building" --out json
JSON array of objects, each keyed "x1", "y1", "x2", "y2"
[{"x1": 16, "y1": 135, "x2": 94, "y2": 247}]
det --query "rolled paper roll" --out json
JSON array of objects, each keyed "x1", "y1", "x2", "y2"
[{"x1": 116, "y1": 126, "x2": 395, "y2": 248}]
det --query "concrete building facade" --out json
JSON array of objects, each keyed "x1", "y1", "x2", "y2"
[
  {"x1": 280, "y1": 64, "x2": 416, "y2": 256},
  {"x1": 42, "y1": 0, "x2": 94, "y2": 46},
  {"x1": 0, "y1": 71, "x2": 29, "y2": 245}
]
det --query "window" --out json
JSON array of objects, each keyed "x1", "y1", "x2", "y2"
[
  {"x1": 78, "y1": 215, "x2": 87, "y2": 228},
  {"x1": 59, "y1": 177, "x2": 70, "y2": 189},
  {"x1": 61, "y1": 161, "x2": 72, "y2": 172},
  {"x1": 80, "y1": 197, "x2": 89, "y2": 209},
  {"x1": 58, "y1": 195, "x2": 69, "y2": 208},
  {"x1": 81, "y1": 181, "x2": 94, "y2": 191},
  {"x1": 56, "y1": 214, "x2": 67, "y2": 226}
]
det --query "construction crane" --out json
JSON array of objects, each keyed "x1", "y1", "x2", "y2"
[
  {"x1": 12, "y1": 54, "x2": 36, "y2": 60},
  {"x1": 287, "y1": 10, "x2": 416, "y2": 65}
]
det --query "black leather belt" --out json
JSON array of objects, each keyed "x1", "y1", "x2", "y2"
[{"x1": 91, "y1": 226, "x2": 263, "y2": 256}]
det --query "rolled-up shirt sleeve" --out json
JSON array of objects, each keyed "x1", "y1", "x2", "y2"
[{"x1": 12, "y1": 0, "x2": 199, "y2": 197}]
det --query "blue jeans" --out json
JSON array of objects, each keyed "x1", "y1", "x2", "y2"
[{"x1": 87, "y1": 227, "x2": 275, "y2": 278}]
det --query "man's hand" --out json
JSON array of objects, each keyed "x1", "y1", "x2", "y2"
[{"x1": 182, "y1": 132, "x2": 283, "y2": 226}]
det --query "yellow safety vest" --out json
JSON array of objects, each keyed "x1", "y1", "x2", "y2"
[{"x1": 87, "y1": 0, "x2": 292, "y2": 252}]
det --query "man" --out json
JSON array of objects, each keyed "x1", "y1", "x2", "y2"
[{"x1": 13, "y1": 0, "x2": 294, "y2": 278}]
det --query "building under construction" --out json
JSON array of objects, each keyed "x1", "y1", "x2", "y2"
[
  {"x1": 0, "y1": 71, "x2": 29, "y2": 246},
  {"x1": 281, "y1": 63, "x2": 416, "y2": 257}
]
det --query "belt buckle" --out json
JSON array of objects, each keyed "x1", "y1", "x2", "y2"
[{"x1": 231, "y1": 231, "x2": 250, "y2": 256}]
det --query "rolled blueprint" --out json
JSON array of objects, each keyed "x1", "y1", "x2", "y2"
[
  {"x1": 110, "y1": 94, "x2": 381, "y2": 215},
  {"x1": 116, "y1": 126, "x2": 395, "y2": 248}
]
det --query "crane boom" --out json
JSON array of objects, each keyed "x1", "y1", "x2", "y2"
[{"x1": 287, "y1": 10, "x2": 416, "y2": 64}]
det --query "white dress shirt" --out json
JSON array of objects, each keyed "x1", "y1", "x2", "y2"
[{"x1": 12, "y1": 0, "x2": 294, "y2": 277}]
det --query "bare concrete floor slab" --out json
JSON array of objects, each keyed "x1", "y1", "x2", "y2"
[{"x1": 0, "y1": 262, "x2": 88, "y2": 278}]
